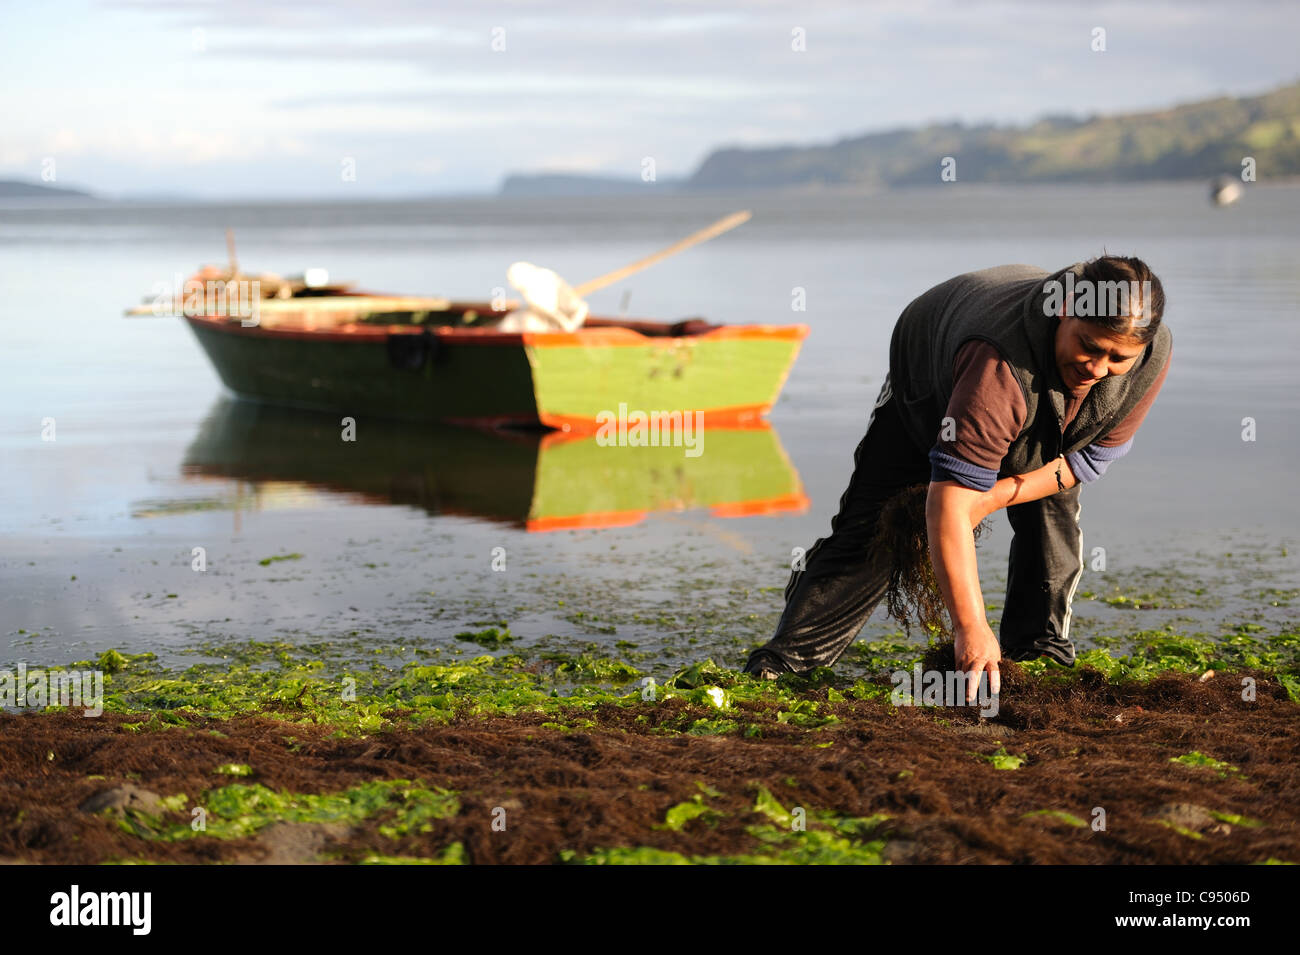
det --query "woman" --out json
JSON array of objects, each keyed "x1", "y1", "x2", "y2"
[{"x1": 744, "y1": 255, "x2": 1172, "y2": 695}]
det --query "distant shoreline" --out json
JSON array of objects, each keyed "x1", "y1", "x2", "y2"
[{"x1": 2, "y1": 177, "x2": 1298, "y2": 208}]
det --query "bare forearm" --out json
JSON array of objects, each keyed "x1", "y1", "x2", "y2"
[
  {"x1": 926, "y1": 484, "x2": 986, "y2": 630},
  {"x1": 926, "y1": 480, "x2": 1004, "y2": 692},
  {"x1": 975, "y1": 455, "x2": 1079, "y2": 523}
]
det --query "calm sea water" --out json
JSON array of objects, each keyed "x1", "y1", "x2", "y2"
[{"x1": 1, "y1": 184, "x2": 1296, "y2": 667}]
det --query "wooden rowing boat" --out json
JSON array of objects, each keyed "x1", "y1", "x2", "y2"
[{"x1": 180, "y1": 293, "x2": 808, "y2": 432}]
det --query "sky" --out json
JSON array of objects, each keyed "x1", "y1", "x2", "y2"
[{"x1": 1, "y1": 0, "x2": 1297, "y2": 198}]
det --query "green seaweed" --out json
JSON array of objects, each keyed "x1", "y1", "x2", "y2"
[
  {"x1": 24, "y1": 619, "x2": 1297, "y2": 745},
  {"x1": 124, "y1": 779, "x2": 460, "y2": 842},
  {"x1": 1155, "y1": 821, "x2": 1204, "y2": 840},
  {"x1": 359, "y1": 844, "x2": 465, "y2": 865},
  {"x1": 980, "y1": 747, "x2": 1027, "y2": 770},
  {"x1": 455, "y1": 627, "x2": 516, "y2": 649},
  {"x1": 1169, "y1": 751, "x2": 1243, "y2": 779},
  {"x1": 658, "y1": 795, "x2": 724, "y2": 832},
  {"x1": 1022, "y1": 809, "x2": 1087, "y2": 827},
  {"x1": 685, "y1": 718, "x2": 739, "y2": 735},
  {"x1": 743, "y1": 825, "x2": 888, "y2": 864},
  {"x1": 1208, "y1": 810, "x2": 1263, "y2": 827},
  {"x1": 752, "y1": 786, "x2": 795, "y2": 827},
  {"x1": 1278, "y1": 674, "x2": 1300, "y2": 704}
]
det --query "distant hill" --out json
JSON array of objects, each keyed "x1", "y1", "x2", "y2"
[
  {"x1": 691, "y1": 81, "x2": 1300, "y2": 188},
  {"x1": 500, "y1": 81, "x2": 1300, "y2": 193},
  {"x1": 499, "y1": 173, "x2": 683, "y2": 197},
  {"x1": 0, "y1": 179, "x2": 96, "y2": 199}
]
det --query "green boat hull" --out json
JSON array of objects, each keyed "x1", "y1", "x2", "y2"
[{"x1": 183, "y1": 306, "x2": 807, "y2": 430}]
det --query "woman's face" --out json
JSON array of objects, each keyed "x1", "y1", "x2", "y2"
[{"x1": 1054, "y1": 314, "x2": 1146, "y2": 395}]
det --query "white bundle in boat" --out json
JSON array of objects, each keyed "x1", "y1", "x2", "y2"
[{"x1": 495, "y1": 262, "x2": 589, "y2": 333}]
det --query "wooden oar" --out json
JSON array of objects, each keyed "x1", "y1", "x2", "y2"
[
  {"x1": 570, "y1": 210, "x2": 751, "y2": 297},
  {"x1": 128, "y1": 211, "x2": 751, "y2": 325}
]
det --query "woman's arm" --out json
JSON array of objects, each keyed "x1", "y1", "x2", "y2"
[
  {"x1": 970, "y1": 455, "x2": 1079, "y2": 526},
  {"x1": 926, "y1": 480, "x2": 1003, "y2": 700},
  {"x1": 927, "y1": 456, "x2": 1079, "y2": 698}
]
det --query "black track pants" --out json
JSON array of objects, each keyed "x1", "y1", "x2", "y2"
[{"x1": 745, "y1": 376, "x2": 1082, "y2": 674}]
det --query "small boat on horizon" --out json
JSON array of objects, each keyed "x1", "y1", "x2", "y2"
[{"x1": 1210, "y1": 175, "x2": 1243, "y2": 206}]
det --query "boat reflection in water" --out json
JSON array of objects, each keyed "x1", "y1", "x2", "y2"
[{"x1": 138, "y1": 398, "x2": 807, "y2": 531}]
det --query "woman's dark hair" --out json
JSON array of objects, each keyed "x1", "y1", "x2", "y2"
[
  {"x1": 1078, "y1": 255, "x2": 1165, "y2": 345},
  {"x1": 871, "y1": 484, "x2": 991, "y2": 638}
]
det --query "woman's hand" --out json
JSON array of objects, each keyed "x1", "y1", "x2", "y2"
[{"x1": 953, "y1": 619, "x2": 1002, "y2": 701}]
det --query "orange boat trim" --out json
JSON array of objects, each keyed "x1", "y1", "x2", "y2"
[
  {"x1": 524, "y1": 490, "x2": 808, "y2": 533},
  {"x1": 525, "y1": 510, "x2": 649, "y2": 533},
  {"x1": 539, "y1": 403, "x2": 774, "y2": 434},
  {"x1": 536, "y1": 421, "x2": 773, "y2": 448},
  {"x1": 184, "y1": 313, "x2": 808, "y2": 348},
  {"x1": 709, "y1": 492, "x2": 810, "y2": 519},
  {"x1": 521, "y1": 324, "x2": 809, "y2": 349}
]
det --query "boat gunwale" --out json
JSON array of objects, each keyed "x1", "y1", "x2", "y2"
[{"x1": 182, "y1": 308, "x2": 809, "y2": 348}]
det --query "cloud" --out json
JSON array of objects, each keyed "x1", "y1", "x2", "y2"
[{"x1": 4, "y1": 0, "x2": 1296, "y2": 196}]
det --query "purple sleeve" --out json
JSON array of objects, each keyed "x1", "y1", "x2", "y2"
[
  {"x1": 930, "y1": 449, "x2": 998, "y2": 491},
  {"x1": 1065, "y1": 439, "x2": 1134, "y2": 483}
]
